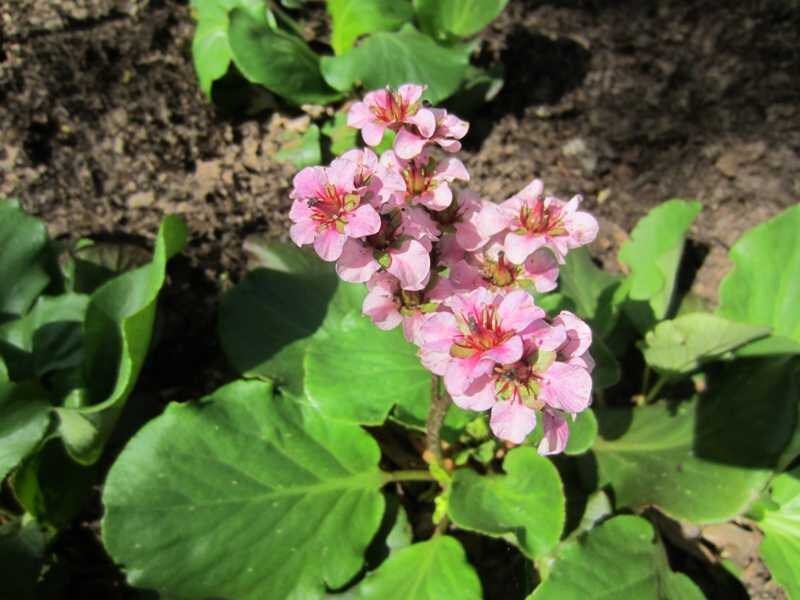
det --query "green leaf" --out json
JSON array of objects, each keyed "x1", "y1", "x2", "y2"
[
  {"x1": 754, "y1": 467, "x2": 800, "y2": 598},
  {"x1": 102, "y1": 380, "x2": 385, "y2": 600},
  {"x1": 67, "y1": 239, "x2": 152, "y2": 294},
  {"x1": 413, "y1": 0, "x2": 508, "y2": 39},
  {"x1": 320, "y1": 26, "x2": 471, "y2": 104},
  {"x1": 276, "y1": 124, "x2": 322, "y2": 169},
  {"x1": 327, "y1": 0, "x2": 414, "y2": 55},
  {"x1": 219, "y1": 243, "x2": 340, "y2": 393},
  {"x1": 0, "y1": 199, "x2": 60, "y2": 323},
  {"x1": 565, "y1": 409, "x2": 598, "y2": 455},
  {"x1": 0, "y1": 294, "x2": 89, "y2": 381},
  {"x1": 557, "y1": 247, "x2": 620, "y2": 338},
  {"x1": 321, "y1": 111, "x2": 359, "y2": 157},
  {"x1": 0, "y1": 517, "x2": 46, "y2": 600},
  {"x1": 304, "y1": 310, "x2": 430, "y2": 425},
  {"x1": 590, "y1": 337, "x2": 620, "y2": 391},
  {"x1": 228, "y1": 7, "x2": 342, "y2": 105},
  {"x1": 641, "y1": 313, "x2": 771, "y2": 375},
  {"x1": 59, "y1": 216, "x2": 187, "y2": 465},
  {"x1": 529, "y1": 515, "x2": 704, "y2": 599},
  {"x1": 718, "y1": 204, "x2": 800, "y2": 356},
  {"x1": 190, "y1": 0, "x2": 271, "y2": 96},
  {"x1": 351, "y1": 536, "x2": 482, "y2": 599},
  {"x1": 618, "y1": 200, "x2": 702, "y2": 331},
  {"x1": 593, "y1": 359, "x2": 798, "y2": 523},
  {"x1": 448, "y1": 447, "x2": 564, "y2": 559},
  {"x1": 12, "y1": 438, "x2": 96, "y2": 530},
  {"x1": 0, "y1": 381, "x2": 51, "y2": 480}
]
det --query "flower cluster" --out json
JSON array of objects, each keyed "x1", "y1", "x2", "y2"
[{"x1": 289, "y1": 84, "x2": 599, "y2": 454}]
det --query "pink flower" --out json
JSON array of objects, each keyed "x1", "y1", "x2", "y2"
[
  {"x1": 446, "y1": 315, "x2": 592, "y2": 447},
  {"x1": 381, "y1": 150, "x2": 469, "y2": 212},
  {"x1": 447, "y1": 243, "x2": 560, "y2": 294},
  {"x1": 499, "y1": 179, "x2": 599, "y2": 264},
  {"x1": 336, "y1": 228, "x2": 431, "y2": 291},
  {"x1": 394, "y1": 107, "x2": 469, "y2": 159},
  {"x1": 553, "y1": 310, "x2": 595, "y2": 371},
  {"x1": 289, "y1": 159, "x2": 381, "y2": 261},
  {"x1": 362, "y1": 273, "x2": 442, "y2": 344},
  {"x1": 347, "y1": 84, "x2": 436, "y2": 148},
  {"x1": 418, "y1": 288, "x2": 544, "y2": 397}
]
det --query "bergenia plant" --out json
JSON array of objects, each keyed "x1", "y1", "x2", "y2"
[
  {"x1": 289, "y1": 83, "x2": 599, "y2": 453},
  {"x1": 10, "y1": 87, "x2": 798, "y2": 600}
]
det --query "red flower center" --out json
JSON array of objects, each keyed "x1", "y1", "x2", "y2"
[
  {"x1": 450, "y1": 305, "x2": 512, "y2": 358},
  {"x1": 518, "y1": 199, "x2": 567, "y2": 236}
]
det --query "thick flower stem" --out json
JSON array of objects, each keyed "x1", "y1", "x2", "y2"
[
  {"x1": 383, "y1": 470, "x2": 437, "y2": 483},
  {"x1": 426, "y1": 375, "x2": 450, "y2": 465}
]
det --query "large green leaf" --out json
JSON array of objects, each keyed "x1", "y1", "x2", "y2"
[
  {"x1": 320, "y1": 26, "x2": 471, "y2": 104},
  {"x1": 327, "y1": 0, "x2": 413, "y2": 55},
  {"x1": 530, "y1": 515, "x2": 703, "y2": 599},
  {"x1": 641, "y1": 313, "x2": 770, "y2": 375},
  {"x1": 718, "y1": 204, "x2": 800, "y2": 356},
  {"x1": 0, "y1": 294, "x2": 89, "y2": 381},
  {"x1": 228, "y1": 7, "x2": 342, "y2": 105},
  {"x1": 593, "y1": 359, "x2": 798, "y2": 523},
  {"x1": 219, "y1": 242, "x2": 341, "y2": 393},
  {"x1": 304, "y1": 310, "x2": 430, "y2": 425},
  {"x1": 0, "y1": 199, "x2": 59, "y2": 323},
  {"x1": 753, "y1": 467, "x2": 800, "y2": 598},
  {"x1": 190, "y1": 0, "x2": 270, "y2": 96},
  {"x1": 414, "y1": 0, "x2": 508, "y2": 39},
  {"x1": 618, "y1": 200, "x2": 701, "y2": 331},
  {"x1": 556, "y1": 247, "x2": 620, "y2": 339},
  {"x1": 448, "y1": 447, "x2": 564, "y2": 559},
  {"x1": 350, "y1": 536, "x2": 482, "y2": 599},
  {"x1": 0, "y1": 381, "x2": 51, "y2": 480},
  {"x1": 58, "y1": 216, "x2": 187, "y2": 465},
  {"x1": 102, "y1": 380, "x2": 386, "y2": 600}
]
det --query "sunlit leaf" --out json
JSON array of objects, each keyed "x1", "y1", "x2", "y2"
[
  {"x1": 718, "y1": 204, "x2": 800, "y2": 356},
  {"x1": 530, "y1": 515, "x2": 703, "y2": 599},
  {"x1": 414, "y1": 0, "x2": 508, "y2": 40},
  {"x1": 753, "y1": 466, "x2": 800, "y2": 599},
  {"x1": 618, "y1": 200, "x2": 701, "y2": 332},
  {"x1": 327, "y1": 0, "x2": 413, "y2": 55},
  {"x1": 102, "y1": 380, "x2": 386, "y2": 600},
  {"x1": 58, "y1": 216, "x2": 186, "y2": 465},
  {"x1": 321, "y1": 25, "x2": 471, "y2": 104},
  {"x1": 448, "y1": 447, "x2": 564, "y2": 559},
  {"x1": 0, "y1": 199, "x2": 60, "y2": 323},
  {"x1": 350, "y1": 536, "x2": 481, "y2": 599},
  {"x1": 593, "y1": 359, "x2": 798, "y2": 523},
  {"x1": 641, "y1": 313, "x2": 770, "y2": 375},
  {"x1": 228, "y1": 7, "x2": 342, "y2": 105}
]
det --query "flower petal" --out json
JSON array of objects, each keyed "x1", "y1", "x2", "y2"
[
  {"x1": 504, "y1": 232, "x2": 545, "y2": 264},
  {"x1": 451, "y1": 374, "x2": 496, "y2": 411},
  {"x1": 490, "y1": 400, "x2": 537, "y2": 444},
  {"x1": 335, "y1": 239, "x2": 379, "y2": 282},
  {"x1": 538, "y1": 412, "x2": 569, "y2": 455},
  {"x1": 344, "y1": 204, "x2": 381, "y2": 238},
  {"x1": 394, "y1": 127, "x2": 428, "y2": 160},
  {"x1": 539, "y1": 361, "x2": 593, "y2": 413},
  {"x1": 313, "y1": 228, "x2": 347, "y2": 262},
  {"x1": 361, "y1": 121, "x2": 386, "y2": 147},
  {"x1": 498, "y1": 289, "x2": 545, "y2": 331}
]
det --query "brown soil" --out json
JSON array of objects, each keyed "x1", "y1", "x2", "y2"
[{"x1": 1, "y1": 0, "x2": 798, "y2": 598}]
